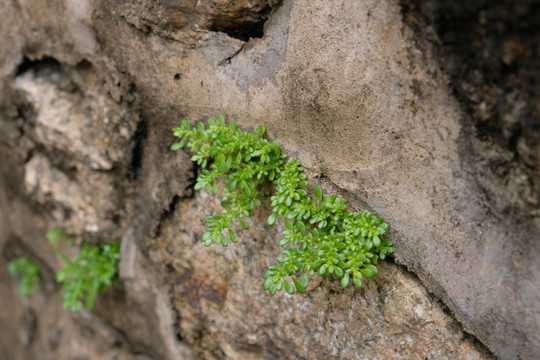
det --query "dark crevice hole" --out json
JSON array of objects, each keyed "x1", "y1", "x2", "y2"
[
  {"x1": 153, "y1": 195, "x2": 181, "y2": 238},
  {"x1": 15, "y1": 56, "x2": 61, "y2": 76},
  {"x1": 129, "y1": 114, "x2": 147, "y2": 181},
  {"x1": 209, "y1": 22, "x2": 266, "y2": 42},
  {"x1": 207, "y1": 0, "x2": 283, "y2": 41}
]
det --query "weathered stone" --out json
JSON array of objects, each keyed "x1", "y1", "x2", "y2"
[
  {"x1": 24, "y1": 153, "x2": 117, "y2": 235},
  {"x1": 117, "y1": 0, "x2": 282, "y2": 41},
  {"x1": 149, "y1": 191, "x2": 493, "y2": 360},
  {"x1": 11, "y1": 60, "x2": 139, "y2": 238},
  {"x1": 0, "y1": 0, "x2": 538, "y2": 359},
  {"x1": 97, "y1": 227, "x2": 193, "y2": 360},
  {"x1": 13, "y1": 61, "x2": 137, "y2": 171},
  {"x1": 0, "y1": 259, "x2": 147, "y2": 360}
]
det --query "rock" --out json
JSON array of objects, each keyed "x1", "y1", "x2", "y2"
[
  {"x1": 12, "y1": 60, "x2": 138, "y2": 238},
  {"x1": 117, "y1": 0, "x2": 282, "y2": 40},
  {"x1": 0, "y1": 258, "x2": 145, "y2": 360},
  {"x1": 24, "y1": 153, "x2": 117, "y2": 235},
  {"x1": 13, "y1": 61, "x2": 137, "y2": 171},
  {"x1": 149, "y1": 191, "x2": 493, "y2": 360},
  {"x1": 0, "y1": 0, "x2": 538, "y2": 359}
]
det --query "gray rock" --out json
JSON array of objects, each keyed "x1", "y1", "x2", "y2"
[{"x1": 0, "y1": 0, "x2": 538, "y2": 359}]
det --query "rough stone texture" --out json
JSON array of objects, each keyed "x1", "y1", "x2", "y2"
[
  {"x1": 150, "y1": 191, "x2": 492, "y2": 359},
  {"x1": 0, "y1": 0, "x2": 538, "y2": 359},
  {"x1": 0, "y1": 262, "x2": 147, "y2": 360},
  {"x1": 118, "y1": 0, "x2": 282, "y2": 41}
]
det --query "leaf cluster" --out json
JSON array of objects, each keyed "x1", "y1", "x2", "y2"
[
  {"x1": 171, "y1": 115, "x2": 393, "y2": 295},
  {"x1": 8, "y1": 256, "x2": 41, "y2": 296},
  {"x1": 47, "y1": 228, "x2": 120, "y2": 312}
]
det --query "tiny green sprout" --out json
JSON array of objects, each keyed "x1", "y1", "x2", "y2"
[
  {"x1": 8, "y1": 256, "x2": 41, "y2": 296},
  {"x1": 171, "y1": 115, "x2": 393, "y2": 295},
  {"x1": 47, "y1": 227, "x2": 120, "y2": 312}
]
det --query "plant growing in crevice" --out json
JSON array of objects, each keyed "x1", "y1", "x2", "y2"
[
  {"x1": 8, "y1": 256, "x2": 41, "y2": 296},
  {"x1": 47, "y1": 227, "x2": 120, "y2": 312},
  {"x1": 171, "y1": 115, "x2": 393, "y2": 295}
]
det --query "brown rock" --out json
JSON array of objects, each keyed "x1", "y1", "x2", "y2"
[{"x1": 149, "y1": 192, "x2": 493, "y2": 360}]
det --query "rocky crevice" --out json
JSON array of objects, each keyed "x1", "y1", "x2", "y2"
[{"x1": 118, "y1": 0, "x2": 283, "y2": 42}]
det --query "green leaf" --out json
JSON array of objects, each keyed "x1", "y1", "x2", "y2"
[
  {"x1": 285, "y1": 220, "x2": 294, "y2": 230},
  {"x1": 299, "y1": 271, "x2": 308, "y2": 288},
  {"x1": 293, "y1": 278, "x2": 306, "y2": 294},
  {"x1": 340, "y1": 275, "x2": 350, "y2": 289},
  {"x1": 239, "y1": 219, "x2": 249, "y2": 230},
  {"x1": 263, "y1": 277, "x2": 273, "y2": 290},
  {"x1": 360, "y1": 264, "x2": 378, "y2": 278},
  {"x1": 220, "y1": 233, "x2": 227, "y2": 247},
  {"x1": 170, "y1": 142, "x2": 183, "y2": 151},
  {"x1": 267, "y1": 212, "x2": 277, "y2": 226},
  {"x1": 278, "y1": 238, "x2": 289, "y2": 246},
  {"x1": 228, "y1": 229, "x2": 237, "y2": 243},
  {"x1": 284, "y1": 280, "x2": 295, "y2": 295},
  {"x1": 319, "y1": 264, "x2": 329, "y2": 276},
  {"x1": 203, "y1": 233, "x2": 213, "y2": 246},
  {"x1": 204, "y1": 215, "x2": 217, "y2": 223},
  {"x1": 314, "y1": 185, "x2": 323, "y2": 203}
]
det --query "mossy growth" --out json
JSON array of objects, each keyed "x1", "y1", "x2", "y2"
[{"x1": 171, "y1": 115, "x2": 393, "y2": 295}]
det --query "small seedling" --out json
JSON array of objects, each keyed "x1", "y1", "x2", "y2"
[
  {"x1": 47, "y1": 227, "x2": 120, "y2": 312},
  {"x1": 171, "y1": 115, "x2": 393, "y2": 295},
  {"x1": 8, "y1": 256, "x2": 41, "y2": 296}
]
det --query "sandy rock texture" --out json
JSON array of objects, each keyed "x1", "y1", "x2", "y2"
[{"x1": 0, "y1": 0, "x2": 538, "y2": 359}]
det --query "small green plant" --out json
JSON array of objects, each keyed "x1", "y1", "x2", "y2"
[
  {"x1": 47, "y1": 227, "x2": 120, "y2": 312},
  {"x1": 171, "y1": 115, "x2": 393, "y2": 295},
  {"x1": 8, "y1": 256, "x2": 41, "y2": 296}
]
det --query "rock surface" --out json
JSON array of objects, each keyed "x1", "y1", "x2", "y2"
[
  {"x1": 149, "y1": 191, "x2": 492, "y2": 359},
  {"x1": 0, "y1": 0, "x2": 538, "y2": 359}
]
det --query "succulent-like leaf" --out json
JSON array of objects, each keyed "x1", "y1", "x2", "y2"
[{"x1": 293, "y1": 278, "x2": 306, "y2": 294}]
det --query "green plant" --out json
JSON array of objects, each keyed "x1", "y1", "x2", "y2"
[
  {"x1": 171, "y1": 115, "x2": 393, "y2": 295},
  {"x1": 8, "y1": 256, "x2": 41, "y2": 296},
  {"x1": 47, "y1": 227, "x2": 120, "y2": 312}
]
